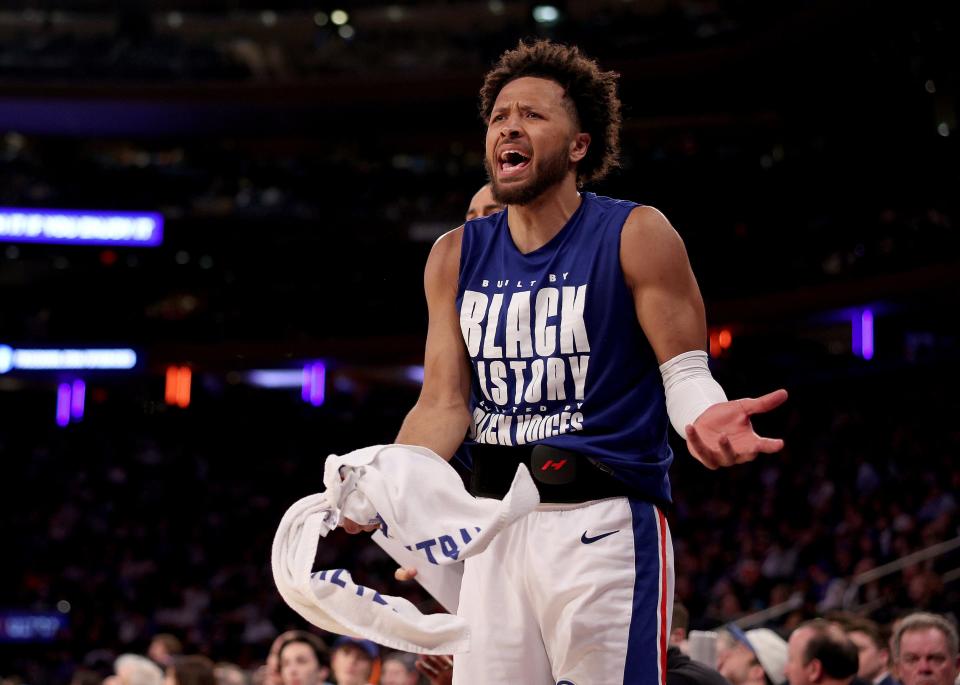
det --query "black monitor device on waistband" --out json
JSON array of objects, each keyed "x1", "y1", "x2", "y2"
[{"x1": 467, "y1": 443, "x2": 640, "y2": 505}]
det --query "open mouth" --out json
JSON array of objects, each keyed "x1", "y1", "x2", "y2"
[{"x1": 498, "y1": 149, "x2": 531, "y2": 177}]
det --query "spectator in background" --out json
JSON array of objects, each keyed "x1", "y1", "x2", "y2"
[
  {"x1": 715, "y1": 630, "x2": 740, "y2": 674},
  {"x1": 665, "y1": 602, "x2": 733, "y2": 683},
  {"x1": 669, "y1": 646, "x2": 733, "y2": 685},
  {"x1": 164, "y1": 656, "x2": 216, "y2": 685},
  {"x1": 278, "y1": 632, "x2": 333, "y2": 685},
  {"x1": 843, "y1": 618, "x2": 895, "y2": 685},
  {"x1": 668, "y1": 612, "x2": 732, "y2": 685},
  {"x1": 150, "y1": 634, "x2": 184, "y2": 668},
  {"x1": 784, "y1": 619, "x2": 859, "y2": 685},
  {"x1": 105, "y1": 654, "x2": 164, "y2": 685},
  {"x1": 263, "y1": 630, "x2": 301, "y2": 685},
  {"x1": 892, "y1": 612, "x2": 959, "y2": 685},
  {"x1": 70, "y1": 669, "x2": 104, "y2": 685},
  {"x1": 330, "y1": 637, "x2": 378, "y2": 685},
  {"x1": 673, "y1": 603, "x2": 692, "y2": 647},
  {"x1": 719, "y1": 627, "x2": 788, "y2": 685},
  {"x1": 214, "y1": 662, "x2": 249, "y2": 685},
  {"x1": 379, "y1": 652, "x2": 419, "y2": 685}
]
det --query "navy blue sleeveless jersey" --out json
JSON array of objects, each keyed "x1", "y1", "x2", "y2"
[{"x1": 456, "y1": 192, "x2": 673, "y2": 503}]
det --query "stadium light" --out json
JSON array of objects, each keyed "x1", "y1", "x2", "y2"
[
  {"x1": 71, "y1": 380, "x2": 85, "y2": 421},
  {"x1": 165, "y1": 366, "x2": 191, "y2": 408},
  {"x1": 405, "y1": 365, "x2": 425, "y2": 384},
  {"x1": 532, "y1": 5, "x2": 560, "y2": 23},
  {"x1": 718, "y1": 329, "x2": 733, "y2": 350},
  {"x1": 0, "y1": 612, "x2": 67, "y2": 642},
  {"x1": 55, "y1": 380, "x2": 85, "y2": 428},
  {"x1": 302, "y1": 362, "x2": 326, "y2": 407},
  {"x1": 56, "y1": 383, "x2": 71, "y2": 427},
  {"x1": 861, "y1": 309, "x2": 874, "y2": 360},
  {"x1": 852, "y1": 308, "x2": 875, "y2": 360},
  {"x1": 0, "y1": 208, "x2": 162, "y2": 246},
  {"x1": 247, "y1": 369, "x2": 304, "y2": 389},
  {"x1": 0, "y1": 346, "x2": 137, "y2": 373}
]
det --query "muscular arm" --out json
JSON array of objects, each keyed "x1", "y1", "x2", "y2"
[
  {"x1": 620, "y1": 206, "x2": 707, "y2": 363},
  {"x1": 395, "y1": 227, "x2": 473, "y2": 460},
  {"x1": 621, "y1": 206, "x2": 786, "y2": 468}
]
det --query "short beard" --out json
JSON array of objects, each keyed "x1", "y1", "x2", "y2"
[{"x1": 486, "y1": 147, "x2": 570, "y2": 206}]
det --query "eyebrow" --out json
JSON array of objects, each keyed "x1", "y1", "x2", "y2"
[{"x1": 491, "y1": 102, "x2": 545, "y2": 116}]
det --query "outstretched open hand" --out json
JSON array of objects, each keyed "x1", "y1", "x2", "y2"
[{"x1": 684, "y1": 389, "x2": 788, "y2": 469}]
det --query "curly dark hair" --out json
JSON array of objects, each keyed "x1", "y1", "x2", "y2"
[{"x1": 479, "y1": 40, "x2": 622, "y2": 186}]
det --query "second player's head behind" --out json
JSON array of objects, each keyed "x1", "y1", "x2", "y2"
[
  {"x1": 480, "y1": 40, "x2": 622, "y2": 207},
  {"x1": 465, "y1": 183, "x2": 503, "y2": 221}
]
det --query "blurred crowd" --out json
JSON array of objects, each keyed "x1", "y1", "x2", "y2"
[
  {"x1": 0, "y1": 127, "x2": 954, "y2": 349},
  {"x1": 0, "y1": 3, "x2": 955, "y2": 683},
  {"x1": 0, "y1": 344, "x2": 956, "y2": 683},
  {"x1": 50, "y1": 608, "x2": 960, "y2": 685},
  {"x1": 0, "y1": 0, "x2": 797, "y2": 82},
  {"x1": 63, "y1": 630, "x2": 452, "y2": 685},
  {"x1": 669, "y1": 367, "x2": 960, "y2": 632},
  {"x1": 668, "y1": 604, "x2": 960, "y2": 685}
]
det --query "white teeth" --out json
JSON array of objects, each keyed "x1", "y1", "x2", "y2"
[{"x1": 499, "y1": 149, "x2": 530, "y2": 163}]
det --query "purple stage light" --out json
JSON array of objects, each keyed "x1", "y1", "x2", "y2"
[
  {"x1": 56, "y1": 383, "x2": 71, "y2": 427},
  {"x1": 71, "y1": 380, "x2": 86, "y2": 421},
  {"x1": 302, "y1": 362, "x2": 326, "y2": 406},
  {"x1": 861, "y1": 309, "x2": 874, "y2": 360},
  {"x1": 0, "y1": 208, "x2": 163, "y2": 246},
  {"x1": 301, "y1": 366, "x2": 312, "y2": 403},
  {"x1": 851, "y1": 308, "x2": 875, "y2": 360}
]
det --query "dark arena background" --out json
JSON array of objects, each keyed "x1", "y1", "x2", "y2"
[{"x1": 0, "y1": 1, "x2": 958, "y2": 683}]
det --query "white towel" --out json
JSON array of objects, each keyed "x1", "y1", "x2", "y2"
[
  {"x1": 371, "y1": 530, "x2": 464, "y2": 614},
  {"x1": 271, "y1": 443, "x2": 539, "y2": 654}
]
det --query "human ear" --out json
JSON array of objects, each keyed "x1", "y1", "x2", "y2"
[{"x1": 569, "y1": 132, "x2": 591, "y2": 163}]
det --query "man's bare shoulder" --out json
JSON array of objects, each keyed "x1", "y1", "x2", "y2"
[
  {"x1": 623, "y1": 205, "x2": 683, "y2": 246},
  {"x1": 424, "y1": 225, "x2": 464, "y2": 290},
  {"x1": 620, "y1": 205, "x2": 691, "y2": 286},
  {"x1": 432, "y1": 226, "x2": 464, "y2": 260}
]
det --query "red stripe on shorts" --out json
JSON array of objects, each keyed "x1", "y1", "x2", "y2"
[{"x1": 657, "y1": 507, "x2": 668, "y2": 685}]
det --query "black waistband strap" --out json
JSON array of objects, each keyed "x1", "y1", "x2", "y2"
[{"x1": 468, "y1": 444, "x2": 637, "y2": 504}]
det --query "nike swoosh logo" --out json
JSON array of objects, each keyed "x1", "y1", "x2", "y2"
[{"x1": 581, "y1": 530, "x2": 620, "y2": 544}]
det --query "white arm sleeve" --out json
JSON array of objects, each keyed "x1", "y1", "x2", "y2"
[{"x1": 659, "y1": 350, "x2": 728, "y2": 436}]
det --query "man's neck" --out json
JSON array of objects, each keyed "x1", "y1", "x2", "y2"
[
  {"x1": 506, "y1": 176, "x2": 582, "y2": 254},
  {"x1": 871, "y1": 671, "x2": 890, "y2": 684}
]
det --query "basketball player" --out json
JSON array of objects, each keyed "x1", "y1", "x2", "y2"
[{"x1": 354, "y1": 40, "x2": 787, "y2": 683}]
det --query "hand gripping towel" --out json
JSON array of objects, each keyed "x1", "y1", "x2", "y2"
[{"x1": 271, "y1": 443, "x2": 539, "y2": 654}]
